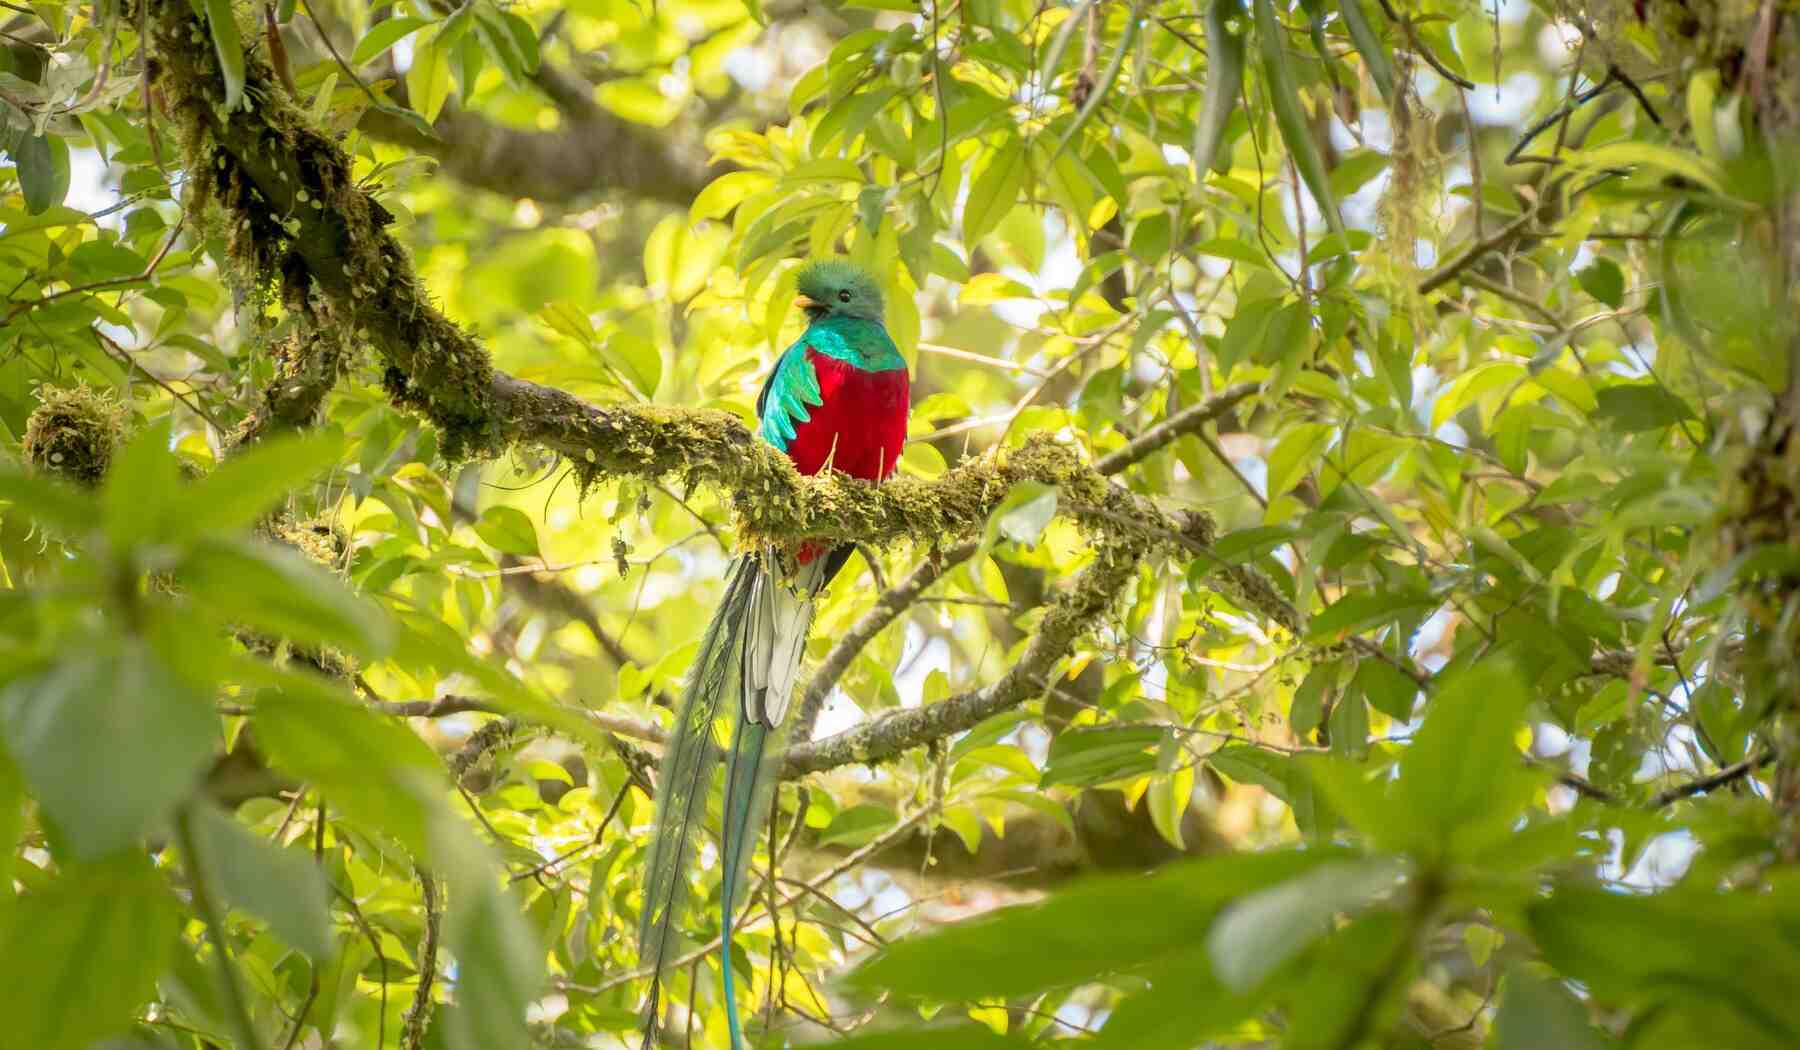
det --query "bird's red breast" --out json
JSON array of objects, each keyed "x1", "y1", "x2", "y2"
[
  {"x1": 783, "y1": 348, "x2": 910, "y2": 482},
  {"x1": 783, "y1": 348, "x2": 909, "y2": 564}
]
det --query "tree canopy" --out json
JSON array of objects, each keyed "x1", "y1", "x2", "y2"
[{"x1": 2, "y1": 0, "x2": 1799, "y2": 1048}]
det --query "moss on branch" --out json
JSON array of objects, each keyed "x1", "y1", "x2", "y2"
[
  {"x1": 22, "y1": 383, "x2": 128, "y2": 484},
  {"x1": 145, "y1": 0, "x2": 1222, "y2": 556}
]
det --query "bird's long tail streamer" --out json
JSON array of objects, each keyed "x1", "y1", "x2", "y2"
[
  {"x1": 720, "y1": 714, "x2": 772, "y2": 1049},
  {"x1": 637, "y1": 556, "x2": 758, "y2": 1049},
  {"x1": 638, "y1": 550, "x2": 818, "y2": 1050},
  {"x1": 719, "y1": 552, "x2": 820, "y2": 1049}
]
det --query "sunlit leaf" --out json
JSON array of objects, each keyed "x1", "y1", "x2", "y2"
[
  {"x1": 0, "y1": 852, "x2": 180, "y2": 1050},
  {"x1": 0, "y1": 640, "x2": 215, "y2": 859},
  {"x1": 184, "y1": 800, "x2": 334, "y2": 960}
]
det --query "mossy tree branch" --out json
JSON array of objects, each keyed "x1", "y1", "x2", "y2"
[
  {"x1": 141, "y1": 0, "x2": 1316, "y2": 818},
  {"x1": 782, "y1": 533, "x2": 1163, "y2": 777},
  {"x1": 144, "y1": 0, "x2": 1227, "y2": 559}
]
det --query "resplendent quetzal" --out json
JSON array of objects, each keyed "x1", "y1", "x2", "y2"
[{"x1": 637, "y1": 259, "x2": 910, "y2": 1049}]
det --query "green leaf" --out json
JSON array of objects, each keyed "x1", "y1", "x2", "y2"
[
  {"x1": 858, "y1": 183, "x2": 890, "y2": 233},
  {"x1": 691, "y1": 171, "x2": 776, "y2": 222},
  {"x1": 1040, "y1": 726, "x2": 1164, "y2": 787},
  {"x1": 818, "y1": 802, "x2": 897, "y2": 847},
  {"x1": 1328, "y1": 687, "x2": 1370, "y2": 758},
  {"x1": 176, "y1": 431, "x2": 345, "y2": 540},
  {"x1": 1265, "y1": 421, "x2": 1332, "y2": 499},
  {"x1": 850, "y1": 848, "x2": 1345, "y2": 1000},
  {"x1": 1353, "y1": 658, "x2": 1417, "y2": 720},
  {"x1": 0, "y1": 640, "x2": 216, "y2": 859},
  {"x1": 0, "y1": 852, "x2": 180, "y2": 1050},
  {"x1": 352, "y1": 16, "x2": 433, "y2": 65},
  {"x1": 1192, "y1": 0, "x2": 1246, "y2": 177},
  {"x1": 1147, "y1": 765, "x2": 1193, "y2": 849},
  {"x1": 949, "y1": 709, "x2": 1034, "y2": 762},
  {"x1": 0, "y1": 466, "x2": 99, "y2": 532},
  {"x1": 498, "y1": 11, "x2": 540, "y2": 73},
  {"x1": 369, "y1": 101, "x2": 441, "y2": 142},
  {"x1": 1337, "y1": 1, "x2": 1395, "y2": 104},
  {"x1": 1306, "y1": 590, "x2": 1435, "y2": 644},
  {"x1": 1576, "y1": 258, "x2": 1625, "y2": 308},
  {"x1": 407, "y1": 30, "x2": 453, "y2": 125},
  {"x1": 434, "y1": 814, "x2": 544, "y2": 1050},
  {"x1": 1529, "y1": 886, "x2": 1800, "y2": 1045},
  {"x1": 1255, "y1": 300, "x2": 1312, "y2": 365},
  {"x1": 1206, "y1": 856, "x2": 1403, "y2": 991},
  {"x1": 991, "y1": 480, "x2": 1057, "y2": 547},
  {"x1": 959, "y1": 272, "x2": 1036, "y2": 304},
  {"x1": 1299, "y1": 754, "x2": 1397, "y2": 844},
  {"x1": 1086, "y1": 948, "x2": 1267, "y2": 1049},
  {"x1": 185, "y1": 800, "x2": 334, "y2": 960},
  {"x1": 1432, "y1": 361, "x2": 1526, "y2": 429},
  {"x1": 964, "y1": 136, "x2": 1027, "y2": 247},
  {"x1": 475, "y1": 505, "x2": 540, "y2": 556},
  {"x1": 1576, "y1": 141, "x2": 1725, "y2": 195},
  {"x1": 202, "y1": 0, "x2": 246, "y2": 111},
  {"x1": 252, "y1": 682, "x2": 444, "y2": 853},
  {"x1": 16, "y1": 133, "x2": 71, "y2": 215},
  {"x1": 602, "y1": 331, "x2": 663, "y2": 400},
  {"x1": 1254, "y1": 0, "x2": 1345, "y2": 237},
  {"x1": 1494, "y1": 969, "x2": 1608, "y2": 1050},
  {"x1": 100, "y1": 417, "x2": 184, "y2": 548},
  {"x1": 1289, "y1": 661, "x2": 1334, "y2": 737},
  {"x1": 179, "y1": 538, "x2": 392, "y2": 659},
  {"x1": 1396, "y1": 660, "x2": 1535, "y2": 856},
  {"x1": 1593, "y1": 382, "x2": 1696, "y2": 432}
]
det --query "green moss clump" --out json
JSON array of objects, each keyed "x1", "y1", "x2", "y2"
[
  {"x1": 271, "y1": 514, "x2": 345, "y2": 568},
  {"x1": 21, "y1": 383, "x2": 130, "y2": 485}
]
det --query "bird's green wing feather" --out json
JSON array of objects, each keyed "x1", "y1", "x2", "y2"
[{"x1": 756, "y1": 340, "x2": 824, "y2": 452}]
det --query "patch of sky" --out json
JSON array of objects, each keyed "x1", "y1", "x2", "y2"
[
  {"x1": 1536, "y1": 18, "x2": 1584, "y2": 65},
  {"x1": 723, "y1": 46, "x2": 773, "y2": 91},
  {"x1": 1468, "y1": 73, "x2": 1542, "y2": 126},
  {"x1": 1342, "y1": 166, "x2": 1393, "y2": 231},
  {"x1": 1410, "y1": 606, "x2": 1458, "y2": 673},
  {"x1": 891, "y1": 620, "x2": 952, "y2": 710},
  {"x1": 811, "y1": 691, "x2": 865, "y2": 741},
  {"x1": 1331, "y1": 107, "x2": 1393, "y2": 155},
  {"x1": 1598, "y1": 826, "x2": 1698, "y2": 890}
]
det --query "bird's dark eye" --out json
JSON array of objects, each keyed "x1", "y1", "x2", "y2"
[{"x1": 837, "y1": 289, "x2": 852, "y2": 303}]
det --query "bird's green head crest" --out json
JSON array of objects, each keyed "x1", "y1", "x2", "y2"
[{"x1": 794, "y1": 259, "x2": 885, "y2": 323}]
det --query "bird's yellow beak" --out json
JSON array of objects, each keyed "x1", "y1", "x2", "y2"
[{"x1": 794, "y1": 294, "x2": 822, "y2": 311}]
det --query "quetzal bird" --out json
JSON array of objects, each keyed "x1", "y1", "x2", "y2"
[{"x1": 637, "y1": 259, "x2": 910, "y2": 1049}]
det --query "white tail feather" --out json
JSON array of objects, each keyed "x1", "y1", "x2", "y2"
[{"x1": 740, "y1": 548, "x2": 826, "y2": 727}]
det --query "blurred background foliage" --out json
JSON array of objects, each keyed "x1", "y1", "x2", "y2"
[{"x1": 3, "y1": 0, "x2": 1800, "y2": 1048}]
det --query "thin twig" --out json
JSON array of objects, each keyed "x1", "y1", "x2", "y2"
[
  {"x1": 1375, "y1": 0, "x2": 1474, "y2": 88},
  {"x1": 1653, "y1": 750, "x2": 1773, "y2": 807},
  {"x1": 5, "y1": 216, "x2": 185, "y2": 323},
  {"x1": 298, "y1": 0, "x2": 386, "y2": 108},
  {"x1": 916, "y1": 341, "x2": 1051, "y2": 377},
  {"x1": 400, "y1": 868, "x2": 440, "y2": 1050},
  {"x1": 93, "y1": 328, "x2": 228, "y2": 432}
]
